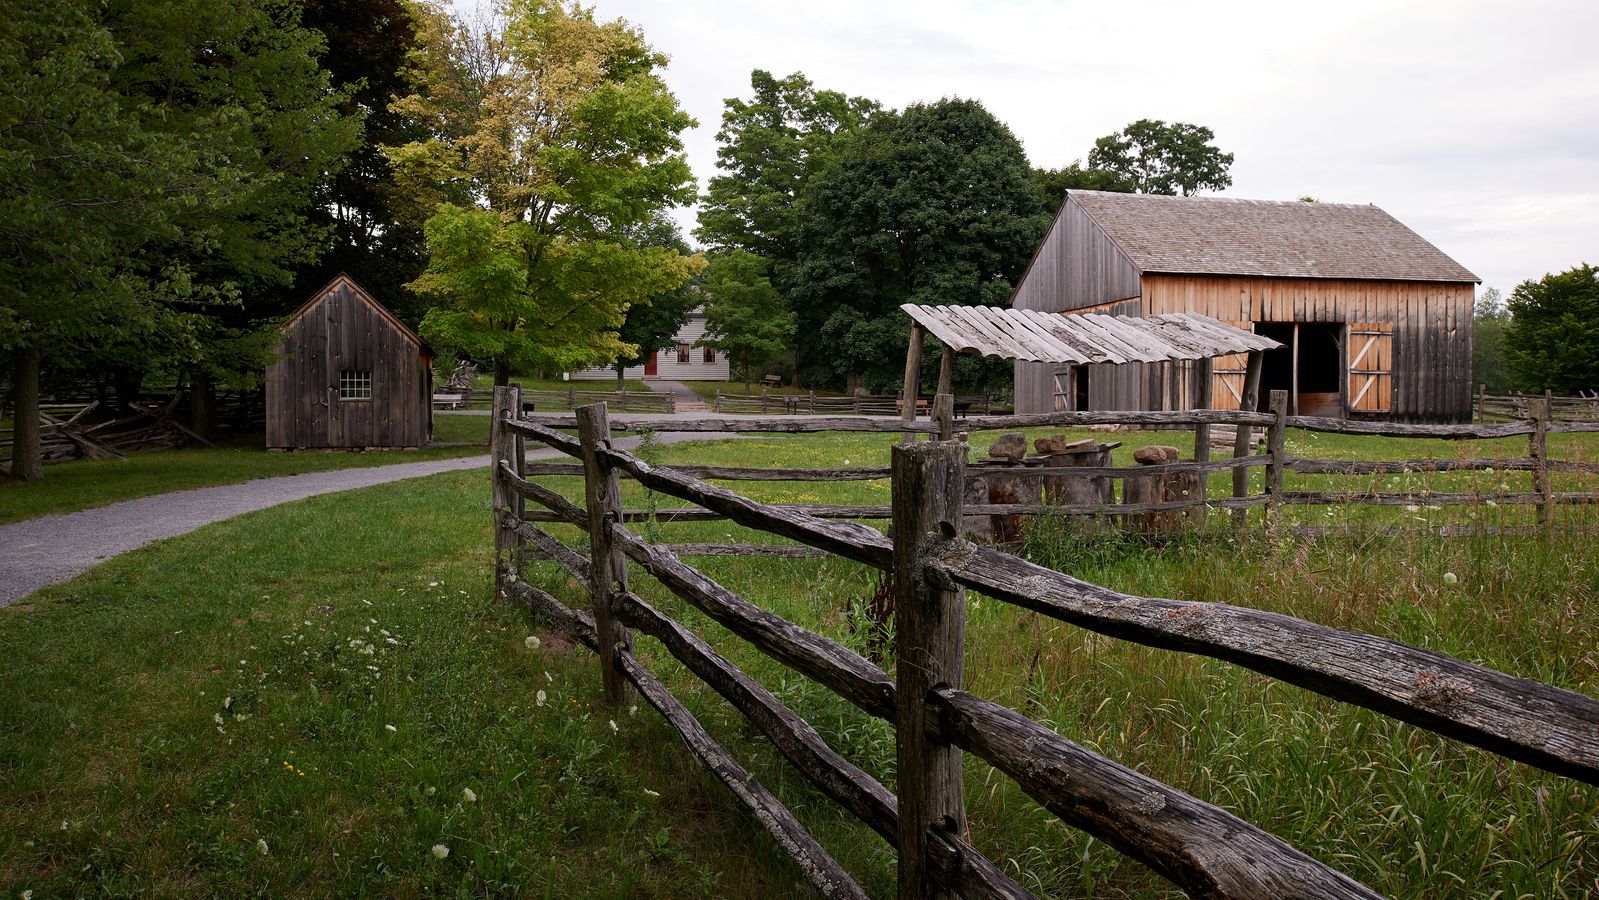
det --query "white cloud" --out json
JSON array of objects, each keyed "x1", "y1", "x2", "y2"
[{"x1": 589, "y1": 0, "x2": 1597, "y2": 291}]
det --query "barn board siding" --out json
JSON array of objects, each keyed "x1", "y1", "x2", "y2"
[
  {"x1": 1011, "y1": 196, "x2": 1142, "y2": 315},
  {"x1": 266, "y1": 277, "x2": 431, "y2": 449},
  {"x1": 1140, "y1": 274, "x2": 1473, "y2": 422}
]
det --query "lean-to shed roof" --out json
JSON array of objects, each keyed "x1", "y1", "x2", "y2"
[
  {"x1": 901, "y1": 304, "x2": 1281, "y2": 365},
  {"x1": 1068, "y1": 190, "x2": 1479, "y2": 283}
]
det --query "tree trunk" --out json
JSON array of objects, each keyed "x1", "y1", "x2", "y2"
[
  {"x1": 616, "y1": 366, "x2": 625, "y2": 391},
  {"x1": 743, "y1": 351, "x2": 752, "y2": 395},
  {"x1": 10, "y1": 346, "x2": 43, "y2": 481},
  {"x1": 494, "y1": 357, "x2": 511, "y2": 387},
  {"x1": 190, "y1": 370, "x2": 217, "y2": 441}
]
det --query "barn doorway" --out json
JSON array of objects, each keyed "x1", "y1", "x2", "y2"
[
  {"x1": 644, "y1": 352, "x2": 658, "y2": 378},
  {"x1": 1254, "y1": 322, "x2": 1344, "y2": 416}
]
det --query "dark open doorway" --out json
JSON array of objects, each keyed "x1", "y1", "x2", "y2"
[{"x1": 1254, "y1": 322, "x2": 1344, "y2": 416}]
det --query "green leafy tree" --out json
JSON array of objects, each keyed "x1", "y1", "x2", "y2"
[
  {"x1": 789, "y1": 98, "x2": 1051, "y2": 392},
  {"x1": 1505, "y1": 264, "x2": 1599, "y2": 394},
  {"x1": 1032, "y1": 161, "x2": 1134, "y2": 205},
  {"x1": 611, "y1": 215, "x2": 699, "y2": 387},
  {"x1": 1088, "y1": 118, "x2": 1234, "y2": 196},
  {"x1": 294, "y1": 0, "x2": 430, "y2": 323},
  {"x1": 698, "y1": 251, "x2": 795, "y2": 393},
  {"x1": 1472, "y1": 287, "x2": 1512, "y2": 393},
  {"x1": 388, "y1": 0, "x2": 701, "y2": 385}
]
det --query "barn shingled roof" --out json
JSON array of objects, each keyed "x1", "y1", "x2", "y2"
[{"x1": 1068, "y1": 190, "x2": 1479, "y2": 283}]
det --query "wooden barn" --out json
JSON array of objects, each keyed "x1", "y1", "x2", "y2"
[
  {"x1": 1011, "y1": 191, "x2": 1480, "y2": 421},
  {"x1": 266, "y1": 275, "x2": 433, "y2": 449}
]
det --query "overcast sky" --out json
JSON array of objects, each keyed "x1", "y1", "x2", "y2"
[{"x1": 593, "y1": 0, "x2": 1597, "y2": 296}]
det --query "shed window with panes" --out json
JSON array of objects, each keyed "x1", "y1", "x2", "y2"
[
  {"x1": 676, "y1": 343, "x2": 690, "y2": 364},
  {"x1": 339, "y1": 369, "x2": 373, "y2": 400}
]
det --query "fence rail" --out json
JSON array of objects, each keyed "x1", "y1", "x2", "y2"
[
  {"x1": 436, "y1": 386, "x2": 674, "y2": 413},
  {"x1": 1476, "y1": 386, "x2": 1599, "y2": 423},
  {"x1": 489, "y1": 387, "x2": 1599, "y2": 899},
  {"x1": 712, "y1": 390, "x2": 999, "y2": 417}
]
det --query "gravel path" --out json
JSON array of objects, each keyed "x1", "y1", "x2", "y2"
[{"x1": 0, "y1": 428, "x2": 735, "y2": 607}]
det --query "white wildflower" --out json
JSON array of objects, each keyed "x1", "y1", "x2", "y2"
[
  {"x1": 431, "y1": 843, "x2": 450, "y2": 859},
  {"x1": 425, "y1": 786, "x2": 436, "y2": 796},
  {"x1": 1404, "y1": 504, "x2": 1420, "y2": 513},
  {"x1": 224, "y1": 696, "x2": 234, "y2": 710},
  {"x1": 536, "y1": 690, "x2": 547, "y2": 707},
  {"x1": 1486, "y1": 499, "x2": 1499, "y2": 508},
  {"x1": 628, "y1": 704, "x2": 638, "y2": 718},
  {"x1": 461, "y1": 787, "x2": 477, "y2": 803},
  {"x1": 609, "y1": 719, "x2": 619, "y2": 733},
  {"x1": 385, "y1": 724, "x2": 397, "y2": 734},
  {"x1": 1443, "y1": 572, "x2": 1458, "y2": 585},
  {"x1": 214, "y1": 713, "x2": 224, "y2": 725},
  {"x1": 428, "y1": 581, "x2": 439, "y2": 588},
  {"x1": 642, "y1": 788, "x2": 660, "y2": 797},
  {"x1": 524, "y1": 635, "x2": 541, "y2": 650},
  {"x1": 544, "y1": 671, "x2": 554, "y2": 683},
  {"x1": 256, "y1": 838, "x2": 269, "y2": 856}
]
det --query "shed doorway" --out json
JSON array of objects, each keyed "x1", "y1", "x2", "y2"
[{"x1": 1254, "y1": 322, "x2": 1344, "y2": 417}]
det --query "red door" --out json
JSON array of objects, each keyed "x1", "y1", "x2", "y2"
[{"x1": 643, "y1": 351, "x2": 658, "y2": 377}]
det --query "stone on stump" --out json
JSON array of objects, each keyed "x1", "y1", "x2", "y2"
[{"x1": 988, "y1": 432, "x2": 1028, "y2": 460}]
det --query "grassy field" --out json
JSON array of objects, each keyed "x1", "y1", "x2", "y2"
[
  {"x1": 2, "y1": 426, "x2": 1596, "y2": 897},
  {"x1": 0, "y1": 416, "x2": 487, "y2": 526}
]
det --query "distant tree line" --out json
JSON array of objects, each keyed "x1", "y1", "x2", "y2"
[
  {"x1": 694, "y1": 71, "x2": 1235, "y2": 395},
  {"x1": 1476, "y1": 265, "x2": 1599, "y2": 395}
]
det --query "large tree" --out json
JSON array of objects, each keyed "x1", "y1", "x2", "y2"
[
  {"x1": 2, "y1": 0, "x2": 354, "y2": 477},
  {"x1": 1088, "y1": 118, "x2": 1234, "y2": 196},
  {"x1": 1032, "y1": 160, "x2": 1134, "y2": 206},
  {"x1": 698, "y1": 251, "x2": 795, "y2": 394},
  {"x1": 788, "y1": 98, "x2": 1050, "y2": 393},
  {"x1": 1504, "y1": 264, "x2": 1599, "y2": 394},
  {"x1": 388, "y1": 0, "x2": 701, "y2": 385}
]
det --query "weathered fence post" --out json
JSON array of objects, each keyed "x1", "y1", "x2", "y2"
[
  {"x1": 933, "y1": 393, "x2": 954, "y2": 442},
  {"x1": 491, "y1": 386, "x2": 518, "y2": 601},
  {"x1": 809, "y1": 389, "x2": 817, "y2": 415},
  {"x1": 1533, "y1": 390, "x2": 1552, "y2": 531},
  {"x1": 1193, "y1": 357, "x2": 1213, "y2": 464},
  {"x1": 901, "y1": 323, "x2": 925, "y2": 444},
  {"x1": 714, "y1": 389, "x2": 722, "y2": 413},
  {"x1": 1477, "y1": 382, "x2": 1487, "y2": 423},
  {"x1": 577, "y1": 403, "x2": 634, "y2": 705},
  {"x1": 1265, "y1": 389, "x2": 1288, "y2": 530},
  {"x1": 891, "y1": 440, "x2": 967, "y2": 900},
  {"x1": 567, "y1": 384, "x2": 576, "y2": 411},
  {"x1": 761, "y1": 390, "x2": 770, "y2": 415}
]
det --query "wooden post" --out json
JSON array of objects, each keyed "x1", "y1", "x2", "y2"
[
  {"x1": 891, "y1": 440, "x2": 967, "y2": 900},
  {"x1": 1193, "y1": 357, "x2": 1214, "y2": 464},
  {"x1": 761, "y1": 390, "x2": 770, "y2": 415},
  {"x1": 567, "y1": 384, "x2": 576, "y2": 410},
  {"x1": 714, "y1": 389, "x2": 721, "y2": 413},
  {"x1": 509, "y1": 384, "x2": 525, "y2": 571},
  {"x1": 933, "y1": 393, "x2": 954, "y2": 442},
  {"x1": 1290, "y1": 322, "x2": 1300, "y2": 417},
  {"x1": 809, "y1": 389, "x2": 817, "y2": 415},
  {"x1": 1533, "y1": 390, "x2": 1552, "y2": 531},
  {"x1": 576, "y1": 403, "x2": 634, "y2": 705},
  {"x1": 491, "y1": 386, "x2": 517, "y2": 600},
  {"x1": 901, "y1": 323, "x2": 925, "y2": 444},
  {"x1": 1477, "y1": 383, "x2": 1487, "y2": 423},
  {"x1": 936, "y1": 344, "x2": 954, "y2": 397},
  {"x1": 1231, "y1": 350, "x2": 1265, "y2": 528},
  {"x1": 1265, "y1": 389, "x2": 1288, "y2": 530}
]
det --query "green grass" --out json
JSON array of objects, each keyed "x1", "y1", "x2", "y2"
[
  {"x1": 470, "y1": 373, "x2": 653, "y2": 395},
  {"x1": 0, "y1": 418, "x2": 488, "y2": 526},
  {"x1": 3, "y1": 426, "x2": 1597, "y2": 896}
]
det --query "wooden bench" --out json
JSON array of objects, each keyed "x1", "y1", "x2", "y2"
[
  {"x1": 432, "y1": 393, "x2": 465, "y2": 410},
  {"x1": 762, "y1": 374, "x2": 782, "y2": 388}
]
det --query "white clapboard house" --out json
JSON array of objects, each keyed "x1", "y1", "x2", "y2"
[{"x1": 567, "y1": 306, "x2": 731, "y2": 382}]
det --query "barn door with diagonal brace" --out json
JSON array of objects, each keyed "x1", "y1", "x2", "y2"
[
  {"x1": 1210, "y1": 321, "x2": 1252, "y2": 409},
  {"x1": 1347, "y1": 322, "x2": 1394, "y2": 413}
]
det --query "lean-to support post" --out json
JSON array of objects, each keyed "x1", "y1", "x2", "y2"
[
  {"x1": 891, "y1": 440, "x2": 967, "y2": 900},
  {"x1": 1193, "y1": 357, "x2": 1214, "y2": 464},
  {"x1": 577, "y1": 403, "x2": 634, "y2": 705},
  {"x1": 1231, "y1": 350, "x2": 1265, "y2": 528},
  {"x1": 901, "y1": 323, "x2": 924, "y2": 444}
]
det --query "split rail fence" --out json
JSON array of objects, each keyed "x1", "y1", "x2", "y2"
[
  {"x1": 1476, "y1": 385, "x2": 1599, "y2": 424},
  {"x1": 489, "y1": 386, "x2": 1599, "y2": 899},
  {"x1": 712, "y1": 390, "x2": 997, "y2": 417},
  {"x1": 433, "y1": 386, "x2": 675, "y2": 413}
]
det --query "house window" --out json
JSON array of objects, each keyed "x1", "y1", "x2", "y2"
[
  {"x1": 676, "y1": 343, "x2": 690, "y2": 364},
  {"x1": 339, "y1": 370, "x2": 372, "y2": 400},
  {"x1": 702, "y1": 346, "x2": 716, "y2": 364}
]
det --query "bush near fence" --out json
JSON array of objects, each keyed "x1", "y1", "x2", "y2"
[{"x1": 487, "y1": 386, "x2": 1599, "y2": 899}]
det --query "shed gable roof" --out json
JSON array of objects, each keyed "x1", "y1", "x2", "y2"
[
  {"x1": 1068, "y1": 190, "x2": 1479, "y2": 283},
  {"x1": 286, "y1": 274, "x2": 432, "y2": 359}
]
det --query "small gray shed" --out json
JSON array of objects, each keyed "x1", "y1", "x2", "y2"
[{"x1": 265, "y1": 275, "x2": 434, "y2": 449}]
